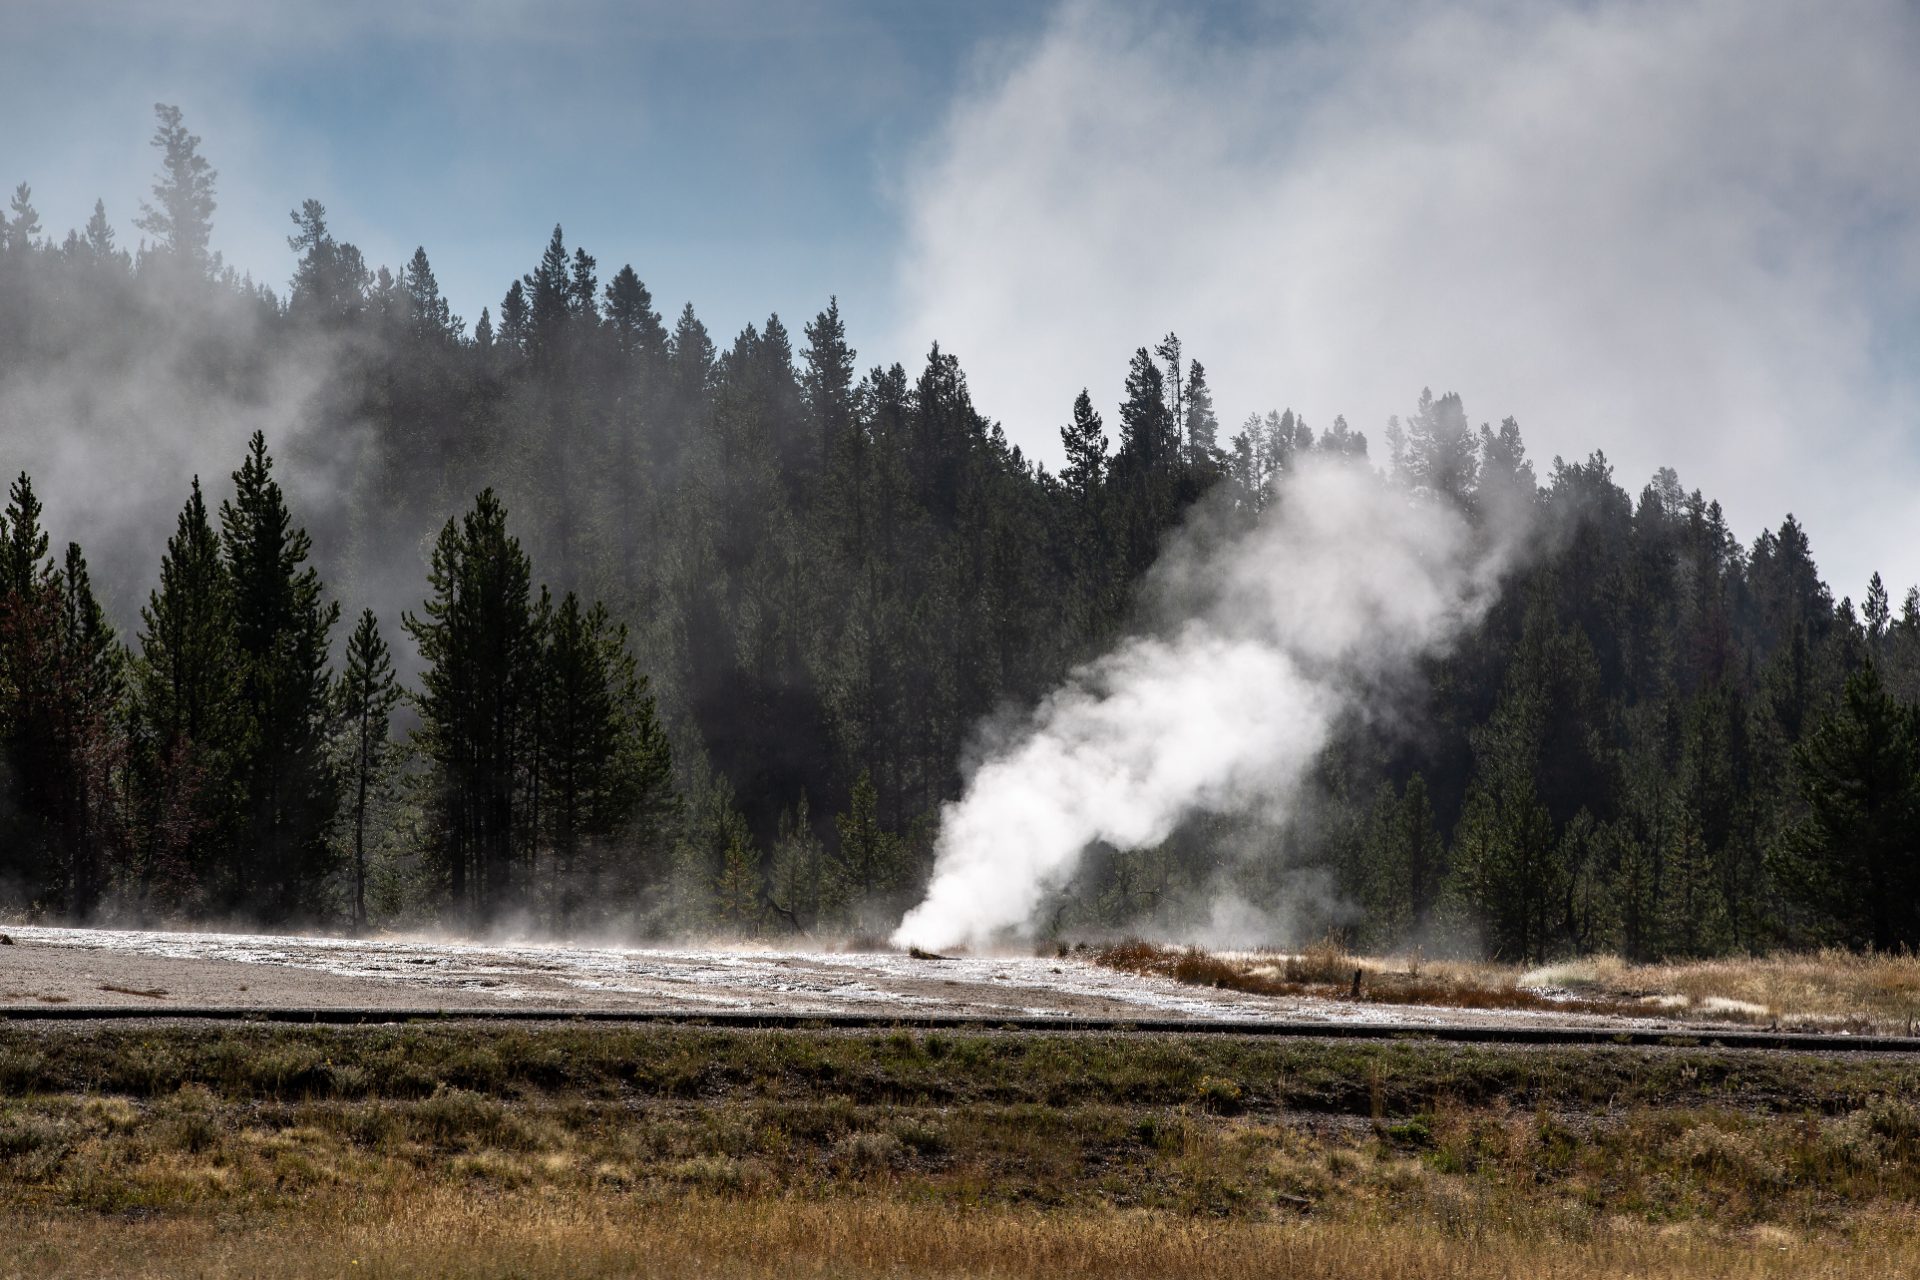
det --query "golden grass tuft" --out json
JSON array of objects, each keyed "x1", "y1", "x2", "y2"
[
  {"x1": 8, "y1": 1191, "x2": 1920, "y2": 1279},
  {"x1": 1524, "y1": 950, "x2": 1920, "y2": 1033},
  {"x1": 1094, "y1": 940, "x2": 1647, "y2": 1017},
  {"x1": 1097, "y1": 941, "x2": 1920, "y2": 1032}
]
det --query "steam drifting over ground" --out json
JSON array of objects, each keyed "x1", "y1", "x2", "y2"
[{"x1": 894, "y1": 456, "x2": 1515, "y2": 953}]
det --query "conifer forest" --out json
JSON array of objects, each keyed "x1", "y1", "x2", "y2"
[{"x1": 3, "y1": 105, "x2": 1917, "y2": 963}]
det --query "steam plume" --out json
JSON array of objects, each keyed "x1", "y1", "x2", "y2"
[{"x1": 892, "y1": 455, "x2": 1513, "y2": 952}]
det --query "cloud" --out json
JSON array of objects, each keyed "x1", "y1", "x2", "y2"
[{"x1": 890, "y1": 0, "x2": 1920, "y2": 599}]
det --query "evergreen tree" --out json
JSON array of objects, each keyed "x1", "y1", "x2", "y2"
[
  {"x1": 539, "y1": 590, "x2": 674, "y2": 927},
  {"x1": 1771, "y1": 663, "x2": 1920, "y2": 950},
  {"x1": 569, "y1": 246, "x2": 599, "y2": 320},
  {"x1": 524, "y1": 224, "x2": 573, "y2": 364},
  {"x1": 1154, "y1": 332, "x2": 1184, "y2": 436},
  {"x1": 830, "y1": 770, "x2": 903, "y2": 915},
  {"x1": 1059, "y1": 388, "x2": 1112, "y2": 643},
  {"x1": 1060, "y1": 388, "x2": 1108, "y2": 502},
  {"x1": 5, "y1": 183, "x2": 41, "y2": 253},
  {"x1": 131, "y1": 479, "x2": 239, "y2": 908},
  {"x1": 1116, "y1": 347, "x2": 1174, "y2": 471},
  {"x1": 286, "y1": 199, "x2": 369, "y2": 322},
  {"x1": 403, "y1": 246, "x2": 461, "y2": 343},
  {"x1": 1318, "y1": 414, "x2": 1368, "y2": 459},
  {"x1": 1404, "y1": 388, "x2": 1478, "y2": 504},
  {"x1": 135, "y1": 104, "x2": 218, "y2": 272},
  {"x1": 766, "y1": 796, "x2": 824, "y2": 933},
  {"x1": 603, "y1": 264, "x2": 668, "y2": 365},
  {"x1": 337, "y1": 609, "x2": 400, "y2": 932},
  {"x1": 499, "y1": 280, "x2": 530, "y2": 353},
  {"x1": 79, "y1": 199, "x2": 122, "y2": 268},
  {"x1": 1183, "y1": 359, "x2": 1221, "y2": 469},
  {"x1": 714, "y1": 824, "x2": 763, "y2": 932},
  {"x1": 0, "y1": 473, "x2": 62, "y2": 907},
  {"x1": 671, "y1": 301, "x2": 716, "y2": 398},
  {"x1": 802, "y1": 297, "x2": 857, "y2": 479},
  {"x1": 52, "y1": 543, "x2": 124, "y2": 919},
  {"x1": 405, "y1": 489, "x2": 540, "y2": 922},
  {"x1": 1448, "y1": 665, "x2": 1561, "y2": 962},
  {"x1": 220, "y1": 432, "x2": 341, "y2": 920},
  {"x1": 1358, "y1": 772, "x2": 1443, "y2": 945}
]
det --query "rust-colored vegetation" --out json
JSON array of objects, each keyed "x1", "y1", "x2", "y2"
[{"x1": 1095, "y1": 940, "x2": 1666, "y2": 1020}]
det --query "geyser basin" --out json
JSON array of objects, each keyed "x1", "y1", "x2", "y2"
[{"x1": 3, "y1": 924, "x2": 1698, "y2": 1033}]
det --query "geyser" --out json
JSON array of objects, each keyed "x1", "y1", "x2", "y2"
[{"x1": 892, "y1": 454, "x2": 1516, "y2": 953}]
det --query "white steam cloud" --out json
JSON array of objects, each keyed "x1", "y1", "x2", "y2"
[
  {"x1": 893, "y1": 456, "x2": 1512, "y2": 952},
  {"x1": 893, "y1": 0, "x2": 1920, "y2": 599}
]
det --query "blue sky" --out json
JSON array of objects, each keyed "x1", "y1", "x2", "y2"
[{"x1": 2, "y1": 1, "x2": 1050, "y2": 361}]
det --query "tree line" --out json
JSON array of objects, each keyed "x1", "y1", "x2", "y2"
[{"x1": 1, "y1": 105, "x2": 1917, "y2": 955}]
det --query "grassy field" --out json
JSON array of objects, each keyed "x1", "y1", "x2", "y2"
[
  {"x1": 3, "y1": 1022, "x2": 1920, "y2": 1277},
  {"x1": 1094, "y1": 940, "x2": 1920, "y2": 1034}
]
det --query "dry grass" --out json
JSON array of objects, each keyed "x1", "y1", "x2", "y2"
[
  {"x1": 1525, "y1": 951, "x2": 1920, "y2": 1034},
  {"x1": 5, "y1": 1023, "x2": 1920, "y2": 1277},
  {"x1": 1094, "y1": 940, "x2": 1648, "y2": 1018},
  {"x1": 8, "y1": 1192, "x2": 1920, "y2": 1279},
  {"x1": 1096, "y1": 941, "x2": 1920, "y2": 1033}
]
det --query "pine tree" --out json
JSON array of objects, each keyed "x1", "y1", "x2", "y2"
[
  {"x1": 1448, "y1": 675, "x2": 1561, "y2": 962},
  {"x1": 337, "y1": 609, "x2": 400, "y2": 932},
  {"x1": 80, "y1": 199, "x2": 122, "y2": 269},
  {"x1": 1060, "y1": 389, "x2": 1108, "y2": 502},
  {"x1": 1404, "y1": 388, "x2": 1478, "y2": 504},
  {"x1": 524, "y1": 225, "x2": 573, "y2": 364},
  {"x1": 830, "y1": 770, "x2": 902, "y2": 911},
  {"x1": 499, "y1": 280, "x2": 530, "y2": 353},
  {"x1": 221, "y1": 432, "x2": 342, "y2": 920},
  {"x1": 403, "y1": 246, "x2": 461, "y2": 343},
  {"x1": 131, "y1": 478, "x2": 240, "y2": 908},
  {"x1": 1111, "y1": 347, "x2": 1183, "y2": 580},
  {"x1": 603, "y1": 265, "x2": 668, "y2": 365},
  {"x1": 1117, "y1": 347, "x2": 1173, "y2": 471},
  {"x1": 1154, "y1": 333, "x2": 1184, "y2": 436},
  {"x1": 568, "y1": 246, "x2": 599, "y2": 320},
  {"x1": 0, "y1": 474, "x2": 62, "y2": 907},
  {"x1": 767, "y1": 796, "x2": 824, "y2": 933},
  {"x1": 750, "y1": 312, "x2": 812, "y2": 491},
  {"x1": 5, "y1": 183, "x2": 41, "y2": 253},
  {"x1": 539, "y1": 590, "x2": 674, "y2": 927},
  {"x1": 714, "y1": 827, "x2": 763, "y2": 932},
  {"x1": 135, "y1": 104, "x2": 217, "y2": 272},
  {"x1": 1318, "y1": 414, "x2": 1368, "y2": 459},
  {"x1": 671, "y1": 301, "x2": 716, "y2": 400},
  {"x1": 1183, "y1": 359, "x2": 1220, "y2": 469},
  {"x1": 405, "y1": 489, "x2": 539, "y2": 922},
  {"x1": 1059, "y1": 388, "x2": 1112, "y2": 644},
  {"x1": 287, "y1": 200, "x2": 369, "y2": 322},
  {"x1": 1865, "y1": 572, "x2": 1892, "y2": 659},
  {"x1": 52, "y1": 543, "x2": 124, "y2": 919},
  {"x1": 1357, "y1": 773, "x2": 1444, "y2": 947},
  {"x1": 1400, "y1": 773, "x2": 1444, "y2": 933},
  {"x1": 1771, "y1": 663, "x2": 1920, "y2": 949},
  {"x1": 802, "y1": 297, "x2": 857, "y2": 478}
]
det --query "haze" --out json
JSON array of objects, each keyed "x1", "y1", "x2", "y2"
[{"x1": 6, "y1": 0, "x2": 1917, "y2": 596}]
